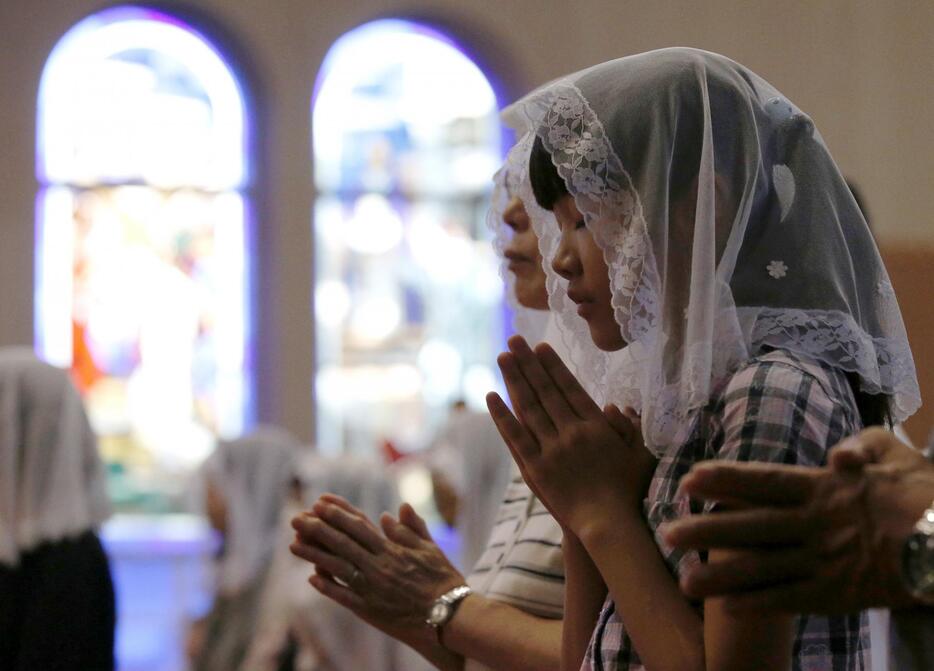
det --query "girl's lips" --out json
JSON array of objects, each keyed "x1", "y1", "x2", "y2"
[{"x1": 576, "y1": 302, "x2": 594, "y2": 319}]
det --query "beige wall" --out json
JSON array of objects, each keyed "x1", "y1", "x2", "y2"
[{"x1": 2, "y1": 0, "x2": 932, "y2": 442}]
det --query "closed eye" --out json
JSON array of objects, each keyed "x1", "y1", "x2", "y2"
[{"x1": 574, "y1": 218, "x2": 586, "y2": 230}]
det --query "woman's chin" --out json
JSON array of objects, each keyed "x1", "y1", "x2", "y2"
[
  {"x1": 514, "y1": 282, "x2": 550, "y2": 311},
  {"x1": 588, "y1": 322, "x2": 627, "y2": 352}
]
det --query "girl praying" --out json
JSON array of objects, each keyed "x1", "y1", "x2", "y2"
[{"x1": 487, "y1": 47, "x2": 919, "y2": 671}]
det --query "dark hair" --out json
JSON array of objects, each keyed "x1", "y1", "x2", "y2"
[
  {"x1": 845, "y1": 372, "x2": 892, "y2": 429},
  {"x1": 846, "y1": 179, "x2": 871, "y2": 230},
  {"x1": 842, "y1": 181, "x2": 889, "y2": 427},
  {"x1": 529, "y1": 135, "x2": 569, "y2": 210}
]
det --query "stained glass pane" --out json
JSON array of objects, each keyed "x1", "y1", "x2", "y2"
[
  {"x1": 38, "y1": 9, "x2": 245, "y2": 190},
  {"x1": 37, "y1": 185, "x2": 247, "y2": 506},
  {"x1": 35, "y1": 7, "x2": 250, "y2": 512},
  {"x1": 313, "y1": 20, "x2": 504, "y2": 455}
]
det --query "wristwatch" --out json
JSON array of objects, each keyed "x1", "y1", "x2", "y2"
[
  {"x1": 425, "y1": 585, "x2": 472, "y2": 643},
  {"x1": 901, "y1": 501, "x2": 934, "y2": 604}
]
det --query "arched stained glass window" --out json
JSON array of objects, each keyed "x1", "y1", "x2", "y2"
[
  {"x1": 36, "y1": 7, "x2": 252, "y2": 509},
  {"x1": 313, "y1": 20, "x2": 504, "y2": 455}
]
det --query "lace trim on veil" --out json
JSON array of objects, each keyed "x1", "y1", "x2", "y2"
[
  {"x1": 505, "y1": 82, "x2": 920, "y2": 452},
  {"x1": 487, "y1": 156, "x2": 550, "y2": 343}
]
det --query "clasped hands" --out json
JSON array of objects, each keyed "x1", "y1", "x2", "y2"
[
  {"x1": 289, "y1": 335, "x2": 653, "y2": 639},
  {"x1": 486, "y1": 335, "x2": 655, "y2": 537},
  {"x1": 290, "y1": 494, "x2": 465, "y2": 645}
]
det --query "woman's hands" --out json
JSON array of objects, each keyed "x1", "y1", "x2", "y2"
[
  {"x1": 486, "y1": 335, "x2": 656, "y2": 538},
  {"x1": 290, "y1": 495, "x2": 466, "y2": 647}
]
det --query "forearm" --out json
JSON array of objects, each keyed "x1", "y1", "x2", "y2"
[
  {"x1": 356, "y1": 617, "x2": 465, "y2": 671},
  {"x1": 407, "y1": 637, "x2": 466, "y2": 671},
  {"x1": 442, "y1": 594, "x2": 562, "y2": 671},
  {"x1": 702, "y1": 551, "x2": 794, "y2": 671},
  {"x1": 562, "y1": 532, "x2": 606, "y2": 671},
  {"x1": 578, "y1": 512, "x2": 705, "y2": 671}
]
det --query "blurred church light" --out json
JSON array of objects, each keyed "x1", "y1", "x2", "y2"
[
  {"x1": 35, "y1": 5, "x2": 252, "y2": 505},
  {"x1": 349, "y1": 294, "x2": 402, "y2": 345},
  {"x1": 463, "y1": 364, "x2": 500, "y2": 410},
  {"x1": 417, "y1": 338, "x2": 464, "y2": 402},
  {"x1": 315, "y1": 279, "x2": 352, "y2": 327},
  {"x1": 344, "y1": 194, "x2": 404, "y2": 255},
  {"x1": 312, "y1": 18, "x2": 504, "y2": 454}
]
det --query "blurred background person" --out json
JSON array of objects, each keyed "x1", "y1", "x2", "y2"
[
  {"x1": 0, "y1": 348, "x2": 115, "y2": 671},
  {"x1": 247, "y1": 450, "x2": 426, "y2": 671},
  {"x1": 187, "y1": 427, "x2": 299, "y2": 671},
  {"x1": 427, "y1": 398, "x2": 512, "y2": 570}
]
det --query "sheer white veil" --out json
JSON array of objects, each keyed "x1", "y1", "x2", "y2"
[
  {"x1": 502, "y1": 48, "x2": 919, "y2": 454},
  {"x1": 487, "y1": 157, "x2": 551, "y2": 344},
  {"x1": 0, "y1": 348, "x2": 111, "y2": 566},
  {"x1": 491, "y1": 135, "x2": 642, "y2": 409}
]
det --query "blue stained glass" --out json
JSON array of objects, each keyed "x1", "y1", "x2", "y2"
[{"x1": 312, "y1": 19, "x2": 505, "y2": 457}]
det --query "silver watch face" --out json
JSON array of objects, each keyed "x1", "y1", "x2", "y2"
[{"x1": 428, "y1": 601, "x2": 452, "y2": 626}]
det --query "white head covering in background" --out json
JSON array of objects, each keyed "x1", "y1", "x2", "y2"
[
  {"x1": 0, "y1": 347, "x2": 111, "y2": 566},
  {"x1": 296, "y1": 452, "x2": 399, "y2": 519},
  {"x1": 201, "y1": 426, "x2": 299, "y2": 595},
  {"x1": 503, "y1": 48, "x2": 919, "y2": 453},
  {"x1": 242, "y1": 451, "x2": 424, "y2": 671},
  {"x1": 427, "y1": 406, "x2": 513, "y2": 570}
]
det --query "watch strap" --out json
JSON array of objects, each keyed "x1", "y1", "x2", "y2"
[
  {"x1": 427, "y1": 584, "x2": 472, "y2": 645},
  {"x1": 438, "y1": 584, "x2": 472, "y2": 606},
  {"x1": 903, "y1": 500, "x2": 934, "y2": 602}
]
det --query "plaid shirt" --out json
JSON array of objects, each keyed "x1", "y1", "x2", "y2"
[{"x1": 583, "y1": 350, "x2": 871, "y2": 671}]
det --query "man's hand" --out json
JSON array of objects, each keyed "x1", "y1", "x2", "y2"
[
  {"x1": 290, "y1": 494, "x2": 465, "y2": 647},
  {"x1": 661, "y1": 428, "x2": 934, "y2": 612},
  {"x1": 830, "y1": 427, "x2": 926, "y2": 471}
]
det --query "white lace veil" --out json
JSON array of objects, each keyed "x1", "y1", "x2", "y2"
[
  {"x1": 0, "y1": 348, "x2": 111, "y2": 566},
  {"x1": 502, "y1": 48, "x2": 919, "y2": 454},
  {"x1": 487, "y1": 158, "x2": 551, "y2": 344},
  {"x1": 498, "y1": 121, "x2": 644, "y2": 411}
]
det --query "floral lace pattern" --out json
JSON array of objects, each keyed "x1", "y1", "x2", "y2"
[
  {"x1": 487, "y1": 149, "x2": 550, "y2": 344},
  {"x1": 498, "y1": 78, "x2": 920, "y2": 454},
  {"x1": 538, "y1": 84, "x2": 661, "y2": 347},
  {"x1": 767, "y1": 260, "x2": 788, "y2": 279},
  {"x1": 749, "y1": 308, "x2": 920, "y2": 421}
]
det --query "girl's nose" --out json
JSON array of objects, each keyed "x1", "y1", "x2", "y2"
[{"x1": 552, "y1": 231, "x2": 579, "y2": 281}]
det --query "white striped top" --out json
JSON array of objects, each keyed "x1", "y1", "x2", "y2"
[{"x1": 466, "y1": 467, "x2": 565, "y2": 620}]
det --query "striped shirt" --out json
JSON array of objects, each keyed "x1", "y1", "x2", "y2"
[
  {"x1": 583, "y1": 349, "x2": 871, "y2": 671},
  {"x1": 466, "y1": 467, "x2": 565, "y2": 619},
  {"x1": 463, "y1": 471, "x2": 565, "y2": 671}
]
